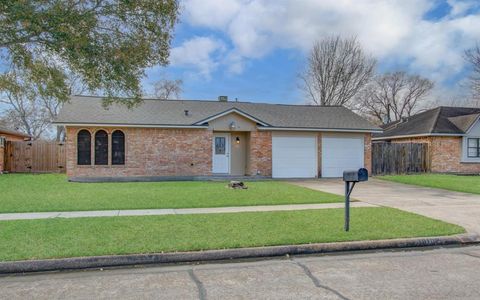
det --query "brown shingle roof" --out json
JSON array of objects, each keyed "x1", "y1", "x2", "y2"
[
  {"x1": 374, "y1": 106, "x2": 480, "y2": 139},
  {"x1": 447, "y1": 113, "x2": 480, "y2": 133},
  {"x1": 55, "y1": 96, "x2": 381, "y2": 132}
]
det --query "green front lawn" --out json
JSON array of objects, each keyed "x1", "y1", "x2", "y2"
[
  {"x1": 0, "y1": 207, "x2": 464, "y2": 261},
  {"x1": 379, "y1": 174, "x2": 480, "y2": 194},
  {"x1": 0, "y1": 174, "x2": 343, "y2": 213}
]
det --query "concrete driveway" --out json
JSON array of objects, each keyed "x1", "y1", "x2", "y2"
[{"x1": 293, "y1": 178, "x2": 480, "y2": 235}]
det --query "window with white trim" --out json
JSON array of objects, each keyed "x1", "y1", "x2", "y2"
[{"x1": 467, "y1": 138, "x2": 480, "y2": 158}]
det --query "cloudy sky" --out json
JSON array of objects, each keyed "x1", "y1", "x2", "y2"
[{"x1": 145, "y1": 0, "x2": 480, "y2": 105}]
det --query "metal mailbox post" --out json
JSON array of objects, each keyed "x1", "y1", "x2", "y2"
[{"x1": 342, "y1": 168, "x2": 368, "y2": 231}]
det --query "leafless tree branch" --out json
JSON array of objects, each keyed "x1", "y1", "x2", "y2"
[
  {"x1": 299, "y1": 36, "x2": 376, "y2": 106},
  {"x1": 152, "y1": 78, "x2": 183, "y2": 100},
  {"x1": 465, "y1": 44, "x2": 480, "y2": 101},
  {"x1": 0, "y1": 68, "x2": 86, "y2": 140},
  {"x1": 356, "y1": 71, "x2": 434, "y2": 124}
]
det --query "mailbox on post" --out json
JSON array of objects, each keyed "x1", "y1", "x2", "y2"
[
  {"x1": 342, "y1": 168, "x2": 368, "y2": 232},
  {"x1": 343, "y1": 169, "x2": 368, "y2": 183}
]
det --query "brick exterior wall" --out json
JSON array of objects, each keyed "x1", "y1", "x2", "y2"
[
  {"x1": 248, "y1": 131, "x2": 272, "y2": 176},
  {"x1": 391, "y1": 136, "x2": 480, "y2": 173},
  {"x1": 65, "y1": 126, "x2": 371, "y2": 178},
  {"x1": 431, "y1": 137, "x2": 480, "y2": 173},
  {"x1": 66, "y1": 127, "x2": 213, "y2": 177}
]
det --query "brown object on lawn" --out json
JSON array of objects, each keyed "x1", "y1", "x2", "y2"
[{"x1": 228, "y1": 181, "x2": 248, "y2": 189}]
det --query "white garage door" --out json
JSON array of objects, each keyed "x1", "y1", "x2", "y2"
[
  {"x1": 322, "y1": 134, "x2": 364, "y2": 178},
  {"x1": 272, "y1": 135, "x2": 317, "y2": 178}
]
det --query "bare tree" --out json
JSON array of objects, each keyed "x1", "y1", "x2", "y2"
[
  {"x1": 300, "y1": 36, "x2": 376, "y2": 106},
  {"x1": 39, "y1": 73, "x2": 87, "y2": 141},
  {"x1": 465, "y1": 44, "x2": 480, "y2": 100},
  {"x1": 356, "y1": 71, "x2": 434, "y2": 124},
  {"x1": 0, "y1": 66, "x2": 85, "y2": 140},
  {"x1": 0, "y1": 92, "x2": 50, "y2": 140},
  {"x1": 153, "y1": 78, "x2": 183, "y2": 99}
]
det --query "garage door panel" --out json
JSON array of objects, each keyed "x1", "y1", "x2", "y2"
[
  {"x1": 272, "y1": 136, "x2": 317, "y2": 178},
  {"x1": 322, "y1": 135, "x2": 364, "y2": 178}
]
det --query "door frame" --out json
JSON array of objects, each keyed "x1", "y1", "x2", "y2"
[{"x1": 212, "y1": 132, "x2": 231, "y2": 174}]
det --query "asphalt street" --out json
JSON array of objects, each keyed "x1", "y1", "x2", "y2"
[{"x1": 1, "y1": 245, "x2": 480, "y2": 299}]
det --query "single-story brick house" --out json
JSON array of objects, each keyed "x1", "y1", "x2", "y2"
[
  {"x1": 0, "y1": 125, "x2": 31, "y2": 173},
  {"x1": 373, "y1": 106, "x2": 480, "y2": 173},
  {"x1": 54, "y1": 96, "x2": 381, "y2": 180}
]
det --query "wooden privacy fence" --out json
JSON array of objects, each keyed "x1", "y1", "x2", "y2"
[
  {"x1": 5, "y1": 141, "x2": 66, "y2": 173},
  {"x1": 372, "y1": 142, "x2": 430, "y2": 175}
]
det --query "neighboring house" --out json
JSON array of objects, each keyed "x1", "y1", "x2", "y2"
[
  {"x1": 0, "y1": 126, "x2": 31, "y2": 173},
  {"x1": 373, "y1": 106, "x2": 480, "y2": 173},
  {"x1": 54, "y1": 96, "x2": 381, "y2": 179}
]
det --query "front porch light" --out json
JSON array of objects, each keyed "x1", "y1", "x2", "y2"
[{"x1": 236, "y1": 136, "x2": 240, "y2": 144}]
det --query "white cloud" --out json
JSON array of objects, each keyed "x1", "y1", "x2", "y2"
[
  {"x1": 169, "y1": 36, "x2": 226, "y2": 78},
  {"x1": 181, "y1": 0, "x2": 480, "y2": 87},
  {"x1": 183, "y1": 0, "x2": 242, "y2": 29},
  {"x1": 447, "y1": 0, "x2": 479, "y2": 17},
  {"x1": 182, "y1": 0, "x2": 430, "y2": 57},
  {"x1": 396, "y1": 14, "x2": 480, "y2": 84}
]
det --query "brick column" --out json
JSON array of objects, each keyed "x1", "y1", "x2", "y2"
[{"x1": 248, "y1": 131, "x2": 272, "y2": 176}]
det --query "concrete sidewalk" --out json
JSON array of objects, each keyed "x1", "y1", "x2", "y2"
[{"x1": 0, "y1": 202, "x2": 376, "y2": 221}]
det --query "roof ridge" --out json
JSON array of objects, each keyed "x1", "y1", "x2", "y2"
[
  {"x1": 387, "y1": 107, "x2": 435, "y2": 127},
  {"x1": 71, "y1": 95, "x2": 346, "y2": 108},
  {"x1": 428, "y1": 107, "x2": 442, "y2": 134},
  {"x1": 59, "y1": 95, "x2": 381, "y2": 131}
]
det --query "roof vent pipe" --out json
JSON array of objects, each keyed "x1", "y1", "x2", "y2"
[{"x1": 184, "y1": 110, "x2": 189, "y2": 116}]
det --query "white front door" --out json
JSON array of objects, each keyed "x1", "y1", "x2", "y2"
[{"x1": 212, "y1": 133, "x2": 230, "y2": 174}]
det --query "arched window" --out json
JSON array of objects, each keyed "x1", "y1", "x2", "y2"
[
  {"x1": 112, "y1": 130, "x2": 125, "y2": 165},
  {"x1": 94, "y1": 130, "x2": 108, "y2": 165},
  {"x1": 77, "y1": 130, "x2": 91, "y2": 165}
]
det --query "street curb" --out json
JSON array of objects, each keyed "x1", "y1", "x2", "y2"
[{"x1": 1, "y1": 233, "x2": 478, "y2": 274}]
